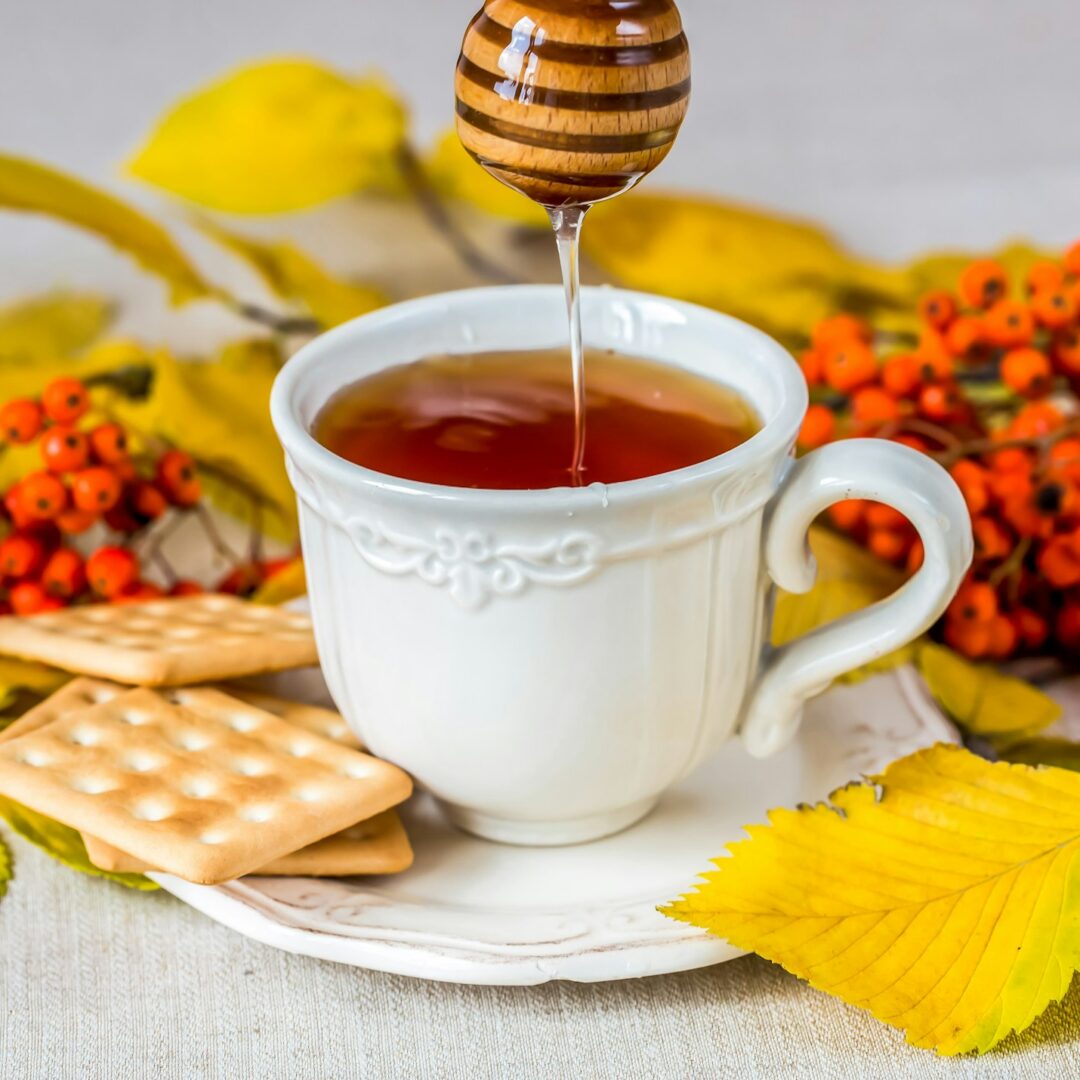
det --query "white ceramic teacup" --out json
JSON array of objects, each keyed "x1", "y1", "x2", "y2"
[{"x1": 271, "y1": 286, "x2": 972, "y2": 846}]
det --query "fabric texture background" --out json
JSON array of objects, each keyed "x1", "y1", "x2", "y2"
[{"x1": 1, "y1": 839, "x2": 1077, "y2": 1079}]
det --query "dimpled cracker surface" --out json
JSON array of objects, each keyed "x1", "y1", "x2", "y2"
[
  {"x1": 0, "y1": 596, "x2": 318, "y2": 686},
  {"x1": 213, "y1": 684, "x2": 361, "y2": 749},
  {"x1": 0, "y1": 678, "x2": 123, "y2": 744},
  {"x1": 82, "y1": 808, "x2": 412, "y2": 876},
  {"x1": 0, "y1": 688, "x2": 412, "y2": 884}
]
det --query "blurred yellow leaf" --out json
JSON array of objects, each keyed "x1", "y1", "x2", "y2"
[
  {"x1": 200, "y1": 222, "x2": 386, "y2": 326},
  {"x1": 917, "y1": 642, "x2": 1061, "y2": 746},
  {"x1": 583, "y1": 194, "x2": 908, "y2": 347},
  {"x1": 0, "y1": 795, "x2": 155, "y2": 891},
  {"x1": 663, "y1": 744, "x2": 1080, "y2": 1056},
  {"x1": 129, "y1": 59, "x2": 407, "y2": 214},
  {"x1": 1002, "y1": 737, "x2": 1080, "y2": 772},
  {"x1": 772, "y1": 527, "x2": 914, "y2": 680},
  {"x1": 252, "y1": 558, "x2": 307, "y2": 606},
  {"x1": 0, "y1": 659, "x2": 69, "y2": 719},
  {"x1": 423, "y1": 130, "x2": 549, "y2": 228},
  {"x1": 0, "y1": 291, "x2": 114, "y2": 361},
  {"x1": 0, "y1": 153, "x2": 209, "y2": 304}
]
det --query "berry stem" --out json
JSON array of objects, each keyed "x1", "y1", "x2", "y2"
[{"x1": 933, "y1": 417, "x2": 1080, "y2": 467}]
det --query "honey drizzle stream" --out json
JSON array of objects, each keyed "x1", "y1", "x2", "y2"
[{"x1": 550, "y1": 204, "x2": 589, "y2": 485}]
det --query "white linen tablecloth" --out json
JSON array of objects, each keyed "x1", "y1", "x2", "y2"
[{"x1": 2, "y1": 839, "x2": 1077, "y2": 1079}]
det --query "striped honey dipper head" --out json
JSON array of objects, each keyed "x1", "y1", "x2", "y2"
[{"x1": 456, "y1": 0, "x2": 691, "y2": 208}]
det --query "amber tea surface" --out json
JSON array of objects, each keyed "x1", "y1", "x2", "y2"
[{"x1": 314, "y1": 349, "x2": 759, "y2": 490}]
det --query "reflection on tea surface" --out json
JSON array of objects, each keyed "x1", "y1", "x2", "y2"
[{"x1": 314, "y1": 349, "x2": 758, "y2": 490}]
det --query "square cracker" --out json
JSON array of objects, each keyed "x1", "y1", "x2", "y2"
[
  {"x1": 0, "y1": 596, "x2": 318, "y2": 686},
  {"x1": 0, "y1": 679, "x2": 361, "y2": 750},
  {"x1": 82, "y1": 808, "x2": 412, "y2": 877},
  {"x1": 0, "y1": 687, "x2": 411, "y2": 884}
]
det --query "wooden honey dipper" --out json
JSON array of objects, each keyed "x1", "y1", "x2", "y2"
[{"x1": 455, "y1": 0, "x2": 691, "y2": 207}]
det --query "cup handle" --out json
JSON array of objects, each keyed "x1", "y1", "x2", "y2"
[{"x1": 740, "y1": 438, "x2": 974, "y2": 758}]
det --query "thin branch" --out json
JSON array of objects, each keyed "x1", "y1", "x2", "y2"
[
  {"x1": 396, "y1": 142, "x2": 522, "y2": 285},
  {"x1": 933, "y1": 417, "x2": 1080, "y2": 467},
  {"x1": 229, "y1": 300, "x2": 321, "y2": 337}
]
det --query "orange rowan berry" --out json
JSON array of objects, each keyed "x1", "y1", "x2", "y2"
[
  {"x1": 944, "y1": 617, "x2": 991, "y2": 658},
  {"x1": 811, "y1": 315, "x2": 871, "y2": 351},
  {"x1": 1026, "y1": 261, "x2": 1065, "y2": 296},
  {"x1": 86, "y1": 546, "x2": 138, "y2": 598},
  {"x1": 9, "y1": 581, "x2": 64, "y2": 615},
  {"x1": 881, "y1": 354, "x2": 921, "y2": 398},
  {"x1": 822, "y1": 340, "x2": 877, "y2": 393},
  {"x1": 129, "y1": 481, "x2": 168, "y2": 522},
  {"x1": 868, "y1": 527, "x2": 910, "y2": 564},
  {"x1": 1001, "y1": 347, "x2": 1053, "y2": 398},
  {"x1": 169, "y1": 580, "x2": 204, "y2": 597},
  {"x1": 944, "y1": 316, "x2": 985, "y2": 358},
  {"x1": 0, "y1": 534, "x2": 45, "y2": 580},
  {"x1": 916, "y1": 327, "x2": 952, "y2": 365},
  {"x1": 827, "y1": 499, "x2": 867, "y2": 531},
  {"x1": 113, "y1": 581, "x2": 165, "y2": 604},
  {"x1": 55, "y1": 509, "x2": 99, "y2": 535},
  {"x1": 1064, "y1": 240, "x2": 1080, "y2": 277},
  {"x1": 798, "y1": 349, "x2": 824, "y2": 386},
  {"x1": 917, "y1": 382, "x2": 962, "y2": 421},
  {"x1": 1052, "y1": 328, "x2": 1080, "y2": 375},
  {"x1": 1001, "y1": 491, "x2": 1055, "y2": 539},
  {"x1": 87, "y1": 423, "x2": 129, "y2": 465},
  {"x1": 104, "y1": 506, "x2": 141, "y2": 534},
  {"x1": 917, "y1": 291, "x2": 957, "y2": 330},
  {"x1": 907, "y1": 537, "x2": 924, "y2": 573},
  {"x1": 986, "y1": 446, "x2": 1033, "y2": 475},
  {"x1": 41, "y1": 377, "x2": 89, "y2": 424},
  {"x1": 893, "y1": 434, "x2": 930, "y2": 453},
  {"x1": 949, "y1": 460, "x2": 989, "y2": 515},
  {"x1": 797, "y1": 404, "x2": 835, "y2": 450},
  {"x1": 1010, "y1": 401, "x2": 1064, "y2": 439},
  {"x1": 1049, "y1": 438, "x2": 1080, "y2": 482},
  {"x1": 1030, "y1": 287, "x2": 1077, "y2": 330},
  {"x1": 972, "y1": 515, "x2": 1013, "y2": 561},
  {"x1": 1056, "y1": 602, "x2": 1080, "y2": 650},
  {"x1": 40, "y1": 426, "x2": 89, "y2": 473},
  {"x1": 950, "y1": 580, "x2": 998, "y2": 624},
  {"x1": 16, "y1": 472, "x2": 68, "y2": 522},
  {"x1": 983, "y1": 300, "x2": 1036, "y2": 348},
  {"x1": 959, "y1": 259, "x2": 1008, "y2": 309},
  {"x1": 1012, "y1": 607, "x2": 1049, "y2": 651},
  {"x1": 985, "y1": 613, "x2": 1019, "y2": 659},
  {"x1": 157, "y1": 450, "x2": 201, "y2": 507},
  {"x1": 865, "y1": 503, "x2": 909, "y2": 531},
  {"x1": 1037, "y1": 534, "x2": 1080, "y2": 587},
  {"x1": 41, "y1": 548, "x2": 86, "y2": 599},
  {"x1": 0, "y1": 398, "x2": 43, "y2": 444},
  {"x1": 71, "y1": 467, "x2": 121, "y2": 513},
  {"x1": 852, "y1": 386, "x2": 901, "y2": 428}
]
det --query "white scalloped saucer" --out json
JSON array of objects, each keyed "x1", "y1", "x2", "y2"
[{"x1": 151, "y1": 666, "x2": 958, "y2": 985}]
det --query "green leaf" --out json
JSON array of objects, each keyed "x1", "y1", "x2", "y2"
[
  {"x1": 1000, "y1": 737, "x2": 1080, "y2": 772},
  {"x1": 0, "y1": 291, "x2": 114, "y2": 361},
  {"x1": 0, "y1": 795, "x2": 156, "y2": 891},
  {"x1": 916, "y1": 643, "x2": 1062, "y2": 746},
  {"x1": 128, "y1": 59, "x2": 408, "y2": 213},
  {"x1": 0, "y1": 153, "x2": 210, "y2": 304},
  {"x1": 0, "y1": 830, "x2": 10, "y2": 901}
]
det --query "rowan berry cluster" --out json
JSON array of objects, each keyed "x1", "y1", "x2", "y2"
[
  {"x1": 0, "y1": 376, "x2": 204, "y2": 613},
  {"x1": 798, "y1": 241, "x2": 1080, "y2": 661}
]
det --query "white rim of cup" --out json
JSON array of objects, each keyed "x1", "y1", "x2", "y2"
[{"x1": 270, "y1": 285, "x2": 808, "y2": 509}]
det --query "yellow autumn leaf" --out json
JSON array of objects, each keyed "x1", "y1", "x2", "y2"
[
  {"x1": 663, "y1": 744, "x2": 1080, "y2": 1056},
  {"x1": 129, "y1": 59, "x2": 407, "y2": 214},
  {"x1": 0, "y1": 154, "x2": 209, "y2": 304},
  {"x1": 0, "y1": 795, "x2": 155, "y2": 891},
  {"x1": 582, "y1": 194, "x2": 907, "y2": 347},
  {"x1": 0, "y1": 659, "x2": 69, "y2": 719},
  {"x1": 199, "y1": 222, "x2": 386, "y2": 327},
  {"x1": 917, "y1": 642, "x2": 1061, "y2": 746},
  {"x1": 0, "y1": 291, "x2": 114, "y2": 361},
  {"x1": 252, "y1": 558, "x2": 307, "y2": 606},
  {"x1": 423, "y1": 130, "x2": 550, "y2": 228},
  {"x1": 772, "y1": 527, "x2": 915, "y2": 679}
]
